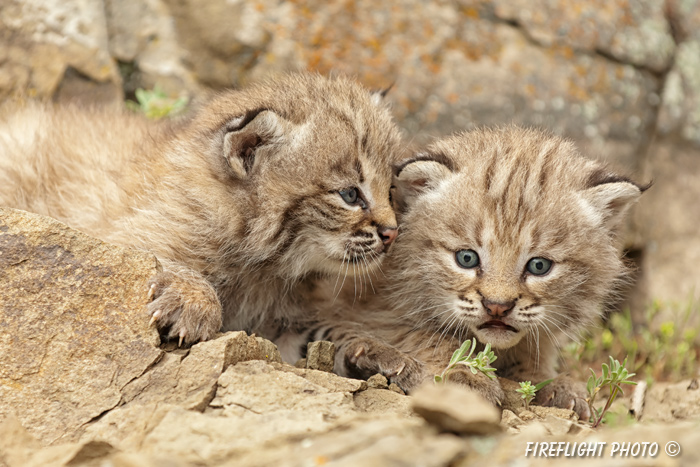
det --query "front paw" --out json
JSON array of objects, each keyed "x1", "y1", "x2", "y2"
[
  {"x1": 535, "y1": 375, "x2": 590, "y2": 420},
  {"x1": 147, "y1": 270, "x2": 223, "y2": 346},
  {"x1": 444, "y1": 368, "x2": 504, "y2": 407},
  {"x1": 344, "y1": 338, "x2": 425, "y2": 392}
]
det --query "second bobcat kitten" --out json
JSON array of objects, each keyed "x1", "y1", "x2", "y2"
[
  {"x1": 284, "y1": 127, "x2": 646, "y2": 416},
  {"x1": 0, "y1": 73, "x2": 403, "y2": 345}
]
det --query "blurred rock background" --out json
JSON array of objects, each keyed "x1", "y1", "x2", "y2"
[{"x1": 2, "y1": 0, "x2": 699, "y2": 322}]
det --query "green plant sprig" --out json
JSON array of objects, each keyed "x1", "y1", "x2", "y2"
[
  {"x1": 586, "y1": 356, "x2": 637, "y2": 428},
  {"x1": 515, "y1": 379, "x2": 554, "y2": 409},
  {"x1": 434, "y1": 338, "x2": 497, "y2": 384},
  {"x1": 126, "y1": 86, "x2": 188, "y2": 119}
]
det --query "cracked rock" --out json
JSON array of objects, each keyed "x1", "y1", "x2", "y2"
[
  {"x1": 305, "y1": 340, "x2": 336, "y2": 372},
  {"x1": 0, "y1": 208, "x2": 162, "y2": 444}
]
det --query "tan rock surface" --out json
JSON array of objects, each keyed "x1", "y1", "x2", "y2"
[
  {"x1": 0, "y1": 208, "x2": 162, "y2": 444},
  {"x1": 411, "y1": 383, "x2": 502, "y2": 435}
]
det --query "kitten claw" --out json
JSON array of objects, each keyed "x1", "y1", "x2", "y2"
[
  {"x1": 149, "y1": 309, "x2": 161, "y2": 326},
  {"x1": 354, "y1": 346, "x2": 366, "y2": 359},
  {"x1": 395, "y1": 362, "x2": 406, "y2": 376},
  {"x1": 178, "y1": 329, "x2": 186, "y2": 347},
  {"x1": 147, "y1": 283, "x2": 156, "y2": 300}
]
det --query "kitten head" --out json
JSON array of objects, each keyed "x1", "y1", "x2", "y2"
[
  {"x1": 388, "y1": 127, "x2": 646, "y2": 349},
  {"x1": 177, "y1": 73, "x2": 403, "y2": 279}
]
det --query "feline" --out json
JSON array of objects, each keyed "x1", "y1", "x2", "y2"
[
  {"x1": 280, "y1": 126, "x2": 646, "y2": 417},
  {"x1": 0, "y1": 72, "x2": 404, "y2": 345}
]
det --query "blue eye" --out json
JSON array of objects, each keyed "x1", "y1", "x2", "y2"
[
  {"x1": 455, "y1": 249, "x2": 480, "y2": 269},
  {"x1": 526, "y1": 257, "x2": 552, "y2": 275},
  {"x1": 339, "y1": 188, "x2": 358, "y2": 204}
]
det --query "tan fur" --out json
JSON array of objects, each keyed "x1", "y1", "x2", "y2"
[
  {"x1": 285, "y1": 126, "x2": 644, "y2": 414},
  {"x1": 0, "y1": 73, "x2": 404, "y2": 344}
]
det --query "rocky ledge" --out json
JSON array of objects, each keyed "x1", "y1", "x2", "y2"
[{"x1": 1, "y1": 208, "x2": 699, "y2": 466}]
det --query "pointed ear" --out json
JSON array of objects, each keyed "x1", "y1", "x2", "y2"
[
  {"x1": 370, "y1": 83, "x2": 393, "y2": 106},
  {"x1": 222, "y1": 108, "x2": 284, "y2": 178},
  {"x1": 393, "y1": 153, "x2": 454, "y2": 211},
  {"x1": 582, "y1": 170, "x2": 649, "y2": 231}
]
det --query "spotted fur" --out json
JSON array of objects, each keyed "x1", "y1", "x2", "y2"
[
  {"x1": 0, "y1": 73, "x2": 404, "y2": 344},
  {"x1": 282, "y1": 126, "x2": 646, "y2": 414}
]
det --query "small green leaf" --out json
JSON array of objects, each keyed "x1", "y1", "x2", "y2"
[{"x1": 534, "y1": 379, "x2": 554, "y2": 391}]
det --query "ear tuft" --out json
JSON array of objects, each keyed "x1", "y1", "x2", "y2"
[
  {"x1": 393, "y1": 153, "x2": 454, "y2": 211},
  {"x1": 370, "y1": 83, "x2": 394, "y2": 106}
]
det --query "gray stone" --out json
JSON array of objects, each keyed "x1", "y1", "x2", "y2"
[
  {"x1": 0, "y1": 0, "x2": 121, "y2": 103},
  {"x1": 305, "y1": 340, "x2": 335, "y2": 372},
  {"x1": 0, "y1": 208, "x2": 162, "y2": 444},
  {"x1": 411, "y1": 383, "x2": 502, "y2": 435},
  {"x1": 493, "y1": 0, "x2": 675, "y2": 72}
]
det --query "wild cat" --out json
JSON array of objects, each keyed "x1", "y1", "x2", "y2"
[
  {"x1": 280, "y1": 127, "x2": 646, "y2": 417},
  {"x1": 0, "y1": 73, "x2": 404, "y2": 345}
]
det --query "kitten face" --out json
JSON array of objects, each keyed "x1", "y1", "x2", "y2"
[
  {"x1": 184, "y1": 73, "x2": 403, "y2": 280},
  {"x1": 389, "y1": 127, "x2": 643, "y2": 350}
]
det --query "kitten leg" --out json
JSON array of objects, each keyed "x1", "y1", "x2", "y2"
[
  {"x1": 342, "y1": 336, "x2": 427, "y2": 392},
  {"x1": 440, "y1": 367, "x2": 505, "y2": 406},
  {"x1": 147, "y1": 260, "x2": 222, "y2": 345},
  {"x1": 534, "y1": 375, "x2": 590, "y2": 421},
  {"x1": 498, "y1": 341, "x2": 590, "y2": 419}
]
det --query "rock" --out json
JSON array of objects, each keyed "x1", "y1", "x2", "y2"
[
  {"x1": 367, "y1": 373, "x2": 389, "y2": 389},
  {"x1": 104, "y1": 0, "x2": 200, "y2": 97},
  {"x1": 354, "y1": 389, "x2": 413, "y2": 417},
  {"x1": 528, "y1": 406, "x2": 578, "y2": 421},
  {"x1": 634, "y1": 141, "x2": 700, "y2": 305},
  {"x1": 0, "y1": 416, "x2": 118, "y2": 467},
  {"x1": 82, "y1": 332, "x2": 282, "y2": 448},
  {"x1": 540, "y1": 415, "x2": 574, "y2": 436},
  {"x1": 294, "y1": 358, "x2": 307, "y2": 368},
  {"x1": 0, "y1": 0, "x2": 122, "y2": 103},
  {"x1": 500, "y1": 409, "x2": 523, "y2": 428},
  {"x1": 305, "y1": 340, "x2": 335, "y2": 372},
  {"x1": 0, "y1": 208, "x2": 162, "y2": 444},
  {"x1": 218, "y1": 414, "x2": 464, "y2": 467},
  {"x1": 493, "y1": 0, "x2": 675, "y2": 73},
  {"x1": 388, "y1": 383, "x2": 406, "y2": 395},
  {"x1": 411, "y1": 383, "x2": 502, "y2": 435},
  {"x1": 272, "y1": 362, "x2": 367, "y2": 393},
  {"x1": 210, "y1": 360, "x2": 355, "y2": 417},
  {"x1": 643, "y1": 379, "x2": 700, "y2": 422}
]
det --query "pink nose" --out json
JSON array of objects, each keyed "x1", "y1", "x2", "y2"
[
  {"x1": 482, "y1": 299, "x2": 515, "y2": 318},
  {"x1": 378, "y1": 226, "x2": 398, "y2": 247}
]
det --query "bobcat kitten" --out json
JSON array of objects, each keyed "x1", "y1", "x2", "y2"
[
  {"x1": 286, "y1": 126, "x2": 646, "y2": 416},
  {"x1": 0, "y1": 73, "x2": 403, "y2": 345}
]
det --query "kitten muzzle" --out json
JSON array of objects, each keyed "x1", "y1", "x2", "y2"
[{"x1": 478, "y1": 320, "x2": 518, "y2": 333}]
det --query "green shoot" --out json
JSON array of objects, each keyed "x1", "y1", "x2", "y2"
[
  {"x1": 434, "y1": 338, "x2": 497, "y2": 384},
  {"x1": 126, "y1": 86, "x2": 188, "y2": 119},
  {"x1": 515, "y1": 379, "x2": 553, "y2": 410},
  {"x1": 586, "y1": 356, "x2": 637, "y2": 428}
]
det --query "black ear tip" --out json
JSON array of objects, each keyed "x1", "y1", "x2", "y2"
[
  {"x1": 586, "y1": 168, "x2": 649, "y2": 193},
  {"x1": 638, "y1": 180, "x2": 653, "y2": 193},
  {"x1": 393, "y1": 152, "x2": 456, "y2": 177},
  {"x1": 379, "y1": 82, "x2": 395, "y2": 98}
]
